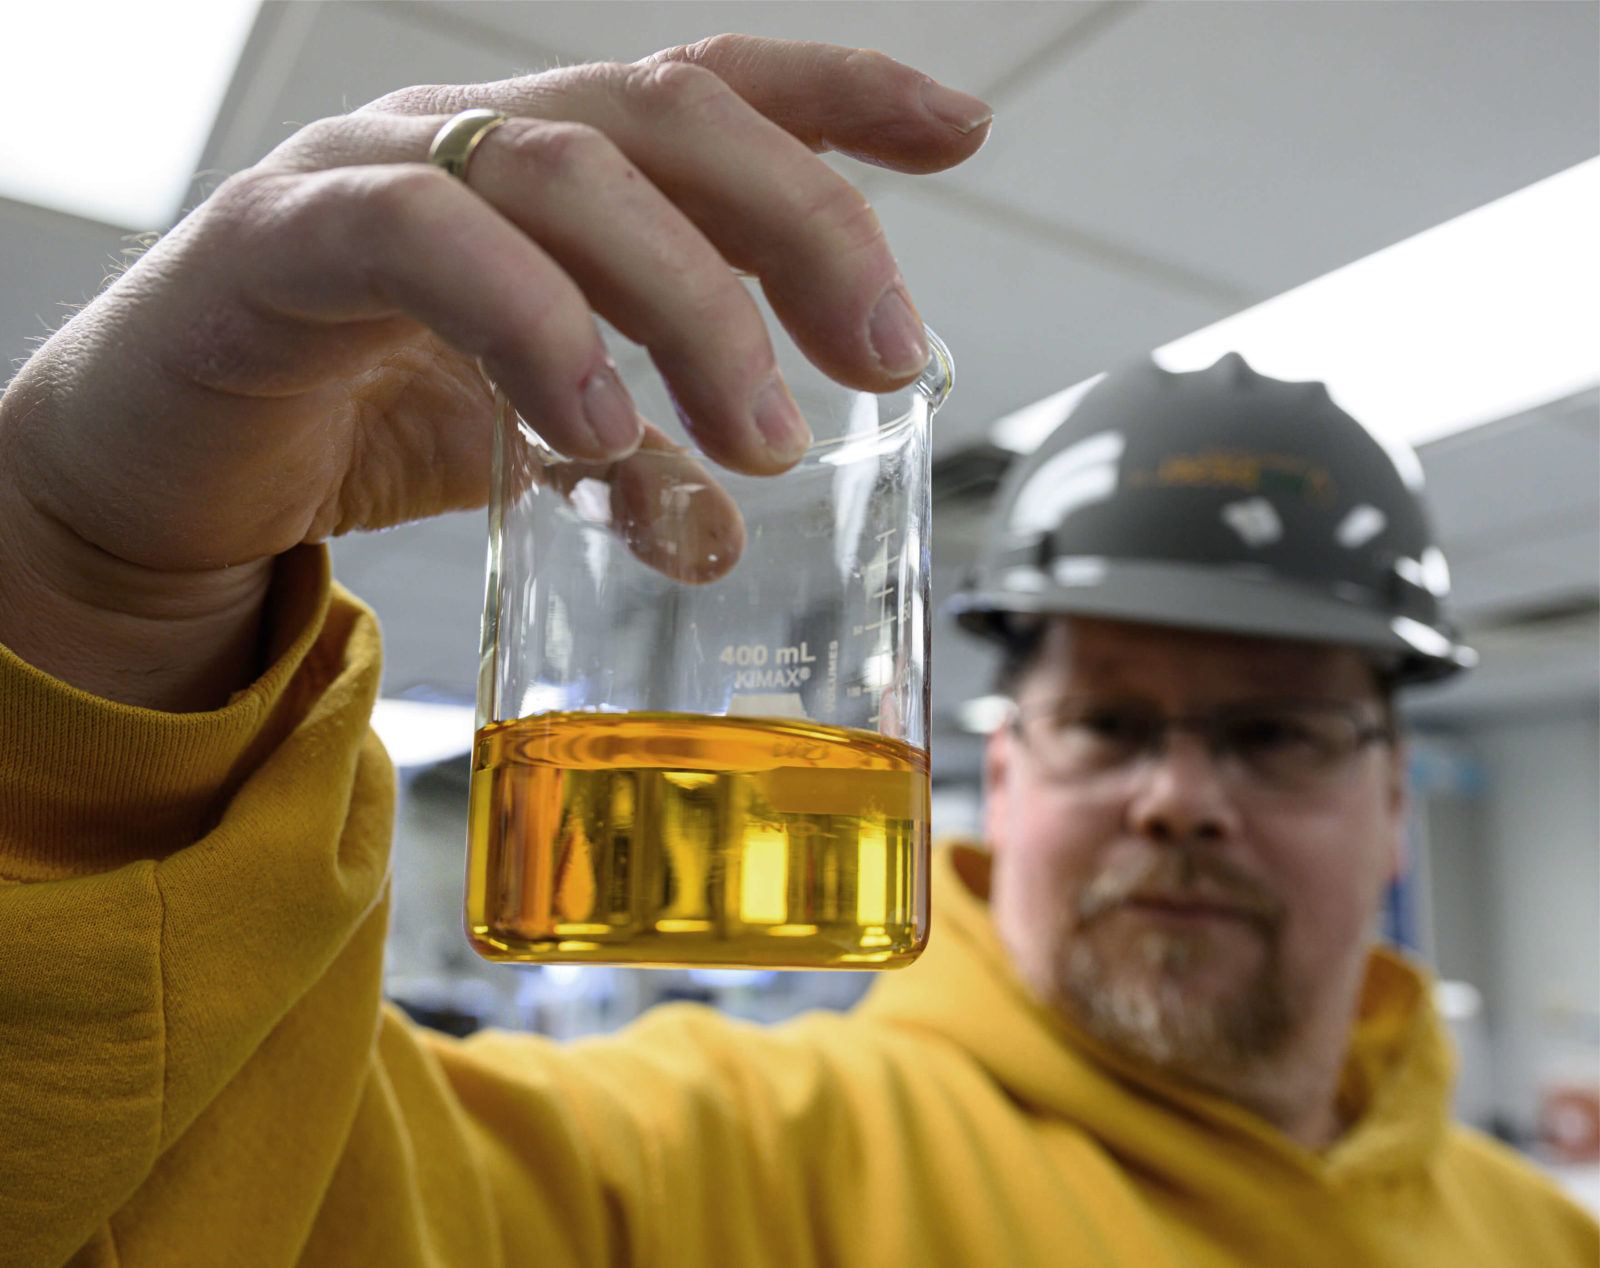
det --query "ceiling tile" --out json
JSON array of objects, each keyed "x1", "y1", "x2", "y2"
[
  {"x1": 1447, "y1": 525, "x2": 1600, "y2": 622},
  {"x1": 1408, "y1": 612, "x2": 1599, "y2": 724},
  {"x1": 399, "y1": 0, "x2": 1097, "y2": 90},
  {"x1": 1420, "y1": 397, "x2": 1600, "y2": 548},
  {"x1": 868, "y1": 187, "x2": 1227, "y2": 453},
  {"x1": 0, "y1": 199, "x2": 133, "y2": 373},
  {"x1": 940, "y1": 0, "x2": 1600, "y2": 298},
  {"x1": 206, "y1": 1, "x2": 565, "y2": 172}
]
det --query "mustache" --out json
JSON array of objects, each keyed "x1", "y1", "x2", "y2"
[{"x1": 1076, "y1": 850, "x2": 1285, "y2": 930}]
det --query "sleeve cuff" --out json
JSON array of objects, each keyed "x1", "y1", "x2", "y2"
[{"x1": 0, "y1": 544, "x2": 342, "y2": 881}]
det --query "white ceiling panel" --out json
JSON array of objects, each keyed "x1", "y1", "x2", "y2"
[
  {"x1": 869, "y1": 188, "x2": 1227, "y2": 452},
  {"x1": 201, "y1": 1, "x2": 565, "y2": 177},
  {"x1": 1419, "y1": 394, "x2": 1600, "y2": 551},
  {"x1": 0, "y1": 199, "x2": 133, "y2": 376},
  {"x1": 1408, "y1": 611, "x2": 1599, "y2": 725},
  {"x1": 1447, "y1": 525, "x2": 1600, "y2": 623},
  {"x1": 390, "y1": 0, "x2": 1098, "y2": 88},
  {"x1": 939, "y1": 0, "x2": 1600, "y2": 298}
]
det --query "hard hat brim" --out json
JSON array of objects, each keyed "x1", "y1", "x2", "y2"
[{"x1": 946, "y1": 557, "x2": 1476, "y2": 686}]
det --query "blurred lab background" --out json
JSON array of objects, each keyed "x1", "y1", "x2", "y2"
[{"x1": 3, "y1": 0, "x2": 1596, "y2": 1203}]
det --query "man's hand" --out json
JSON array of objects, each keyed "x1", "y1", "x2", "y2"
[{"x1": 0, "y1": 36, "x2": 990, "y2": 709}]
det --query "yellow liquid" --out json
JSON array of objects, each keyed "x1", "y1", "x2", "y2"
[{"x1": 467, "y1": 712, "x2": 930, "y2": 968}]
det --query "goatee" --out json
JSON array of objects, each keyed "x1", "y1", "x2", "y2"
[{"x1": 1059, "y1": 849, "x2": 1294, "y2": 1080}]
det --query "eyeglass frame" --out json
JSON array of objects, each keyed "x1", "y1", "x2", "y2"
[{"x1": 1004, "y1": 695, "x2": 1397, "y2": 793}]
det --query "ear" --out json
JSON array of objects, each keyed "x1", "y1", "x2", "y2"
[
  {"x1": 982, "y1": 722, "x2": 1014, "y2": 855},
  {"x1": 1383, "y1": 736, "x2": 1411, "y2": 886}
]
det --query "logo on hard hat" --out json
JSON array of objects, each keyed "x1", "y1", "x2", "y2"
[{"x1": 1128, "y1": 449, "x2": 1337, "y2": 507}]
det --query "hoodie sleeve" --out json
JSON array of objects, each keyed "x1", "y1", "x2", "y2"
[
  {"x1": 0, "y1": 547, "x2": 572, "y2": 1268},
  {"x1": 0, "y1": 546, "x2": 402, "y2": 1265}
]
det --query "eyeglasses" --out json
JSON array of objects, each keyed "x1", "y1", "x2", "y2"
[{"x1": 1009, "y1": 697, "x2": 1394, "y2": 792}]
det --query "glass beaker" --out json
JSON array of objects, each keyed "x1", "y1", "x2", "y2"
[{"x1": 468, "y1": 284, "x2": 951, "y2": 970}]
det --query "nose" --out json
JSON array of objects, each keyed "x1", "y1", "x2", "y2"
[{"x1": 1125, "y1": 730, "x2": 1243, "y2": 846}]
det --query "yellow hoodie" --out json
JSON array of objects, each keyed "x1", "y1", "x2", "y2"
[{"x1": 1, "y1": 550, "x2": 1595, "y2": 1267}]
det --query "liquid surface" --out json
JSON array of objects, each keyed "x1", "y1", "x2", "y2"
[{"x1": 467, "y1": 712, "x2": 930, "y2": 968}]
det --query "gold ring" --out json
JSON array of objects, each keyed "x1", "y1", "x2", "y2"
[{"x1": 426, "y1": 108, "x2": 507, "y2": 182}]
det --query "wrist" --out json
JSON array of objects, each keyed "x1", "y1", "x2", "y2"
[{"x1": 0, "y1": 477, "x2": 273, "y2": 712}]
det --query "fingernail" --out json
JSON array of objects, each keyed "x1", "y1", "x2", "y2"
[
  {"x1": 582, "y1": 362, "x2": 641, "y2": 455},
  {"x1": 920, "y1": 80, "x2": 994, "y2": 134},
  {"x1": 753, "y1": 378, "x2": 811, "y2": 461},
  {"x1": 869, "y1": 285, "x2": 929, "y2": 377}
]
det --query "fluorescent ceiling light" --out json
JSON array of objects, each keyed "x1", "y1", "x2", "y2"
[
  {"x1": 0, "y1": 0, "x2": 260, "y2": 229},
  {"x1": 371, "y1": 699, "x2": 478, "y2": 769},
  {"x1": 993, "y1": 157, "x2": 1600, "y2": 454},
  {"x1": 954, "y1": 694, "x2": 1014, "y2": 736},
  {"x1": 1433, "y1": 980, "x2": 1483, "y2": 1023}
]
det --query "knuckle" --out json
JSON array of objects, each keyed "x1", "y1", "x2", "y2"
[
  {"x1": 207, "y1": 165, "x2": 276, "y2": 211},
  {"x1": 659, "y1": 32, "x2": 750, "y2": 73},
  {"x1": 842, "y1": 46, "x2": 903, "y2": 80},
  {"x1": 201, "y1": 167, "x2": 294, "y2": 234},
  {"x1": 259, "y1": 115, "x2": 354, "y2": 171},
  {"x1": 842, "y1": 47, "x2": 931, "y2": 115},
  {"x1": 357, "y1": 83, "x2": 471, "y2": 116},
  {"x1": 690, "y1": 279, "x2": 765, "y2": 343},
  {"x1": 358, "y1": 162, "x2": 457, "y2": 222},
  {"x1": 176, "y1": 168, "x2": 327, "y2": 278},
  {"x1": 236, "y1": 165, "x2": 448, "y2": 258},
  {"x1": 505, "y1": 120, "x2": 619, "y2": 182},
  {"x1": 621, "y1": 58, "x2": 732, "y2": 120},
  {"x1": 687, "y1": 297, "x2": 780, "y2": 387},
  {"x1": 799, "y1": 175, "x2": 887, "y2": 256}
]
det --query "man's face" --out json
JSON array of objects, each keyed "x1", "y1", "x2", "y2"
[{"x1": 983, "y1": 617, "x2": 1405, "y2": 1080}]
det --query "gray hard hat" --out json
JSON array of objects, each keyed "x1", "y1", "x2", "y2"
[{"x1": 948, "y1": 353, "x2": 1476, "y2": 684}]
